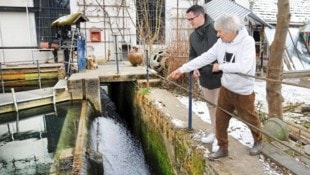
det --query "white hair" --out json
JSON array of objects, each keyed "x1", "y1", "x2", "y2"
[{"x1": 214, "y1": 14, "x2": 243, "y2": 33}]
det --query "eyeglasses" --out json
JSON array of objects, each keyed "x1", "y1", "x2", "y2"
[{"x1": 187, "y1": 15, "x2": 199, "y2": 21}]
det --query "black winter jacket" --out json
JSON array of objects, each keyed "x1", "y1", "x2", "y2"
[{"x1": 189, "y1": 15, "x2": 222, "y2": 89}]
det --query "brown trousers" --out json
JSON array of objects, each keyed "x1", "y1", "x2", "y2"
[{"x1": 216, "y1": 86, "x2": 262, "y2": 150}]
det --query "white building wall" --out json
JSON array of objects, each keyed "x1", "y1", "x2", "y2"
[
  {"x1": 71, "y1": 0, "x2": 137, "y2": 60},
  {"x1": 0, "y1": 0, "x2": 212, "y2": 63},
  {"x1": 70, "y1": 0, "x2": 206, "y2": 60},
  {"x1": 165, "y1": 0, "x2": 215, "y2": 57},
  {"x1": 165, "y1": 0, "x2": 194, "y2": 49},
  {"x1": 0, "y1": 1, "x2": 53, "y2": 63},
  {"x1": 0, "y1": 0, "x2": 33, "y2": 7}
]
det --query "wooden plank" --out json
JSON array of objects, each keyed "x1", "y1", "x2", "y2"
[
  {"x1": 287, "y1": 122, "x2": 310, "y2": 145},
  {"x1": 262, "y1": 143, "x2": 310, "y2": 175},
  {"x1": 72, "y1": 100, "x2": 88, "y2": 174},
  {"x1": 2, "y1": 67, "x2": 60, "y2": 74},
  {"x1": 25, "y1": 72, "x2": 59, "y2": 80},
  {"x1": 4, "y1": 79, "x2": 57, "y2": 87},
  {"x1": 2, "y1": 72, "x2": 59, "y2": 80},
  {"x1": 2, "y1": 73, "x2": 25, "y2": 80}
]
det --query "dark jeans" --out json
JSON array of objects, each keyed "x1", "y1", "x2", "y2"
[{"x1": 216, "y1": 86, "x2": 262, "y2": 150}]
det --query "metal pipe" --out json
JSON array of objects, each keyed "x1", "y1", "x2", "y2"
[
  {"x1": 52, "y1": 89, "x2": 58, "y2": 116},
  {"x1": 25, "y1": 3, "x2": 34, "y2": 63},
  {"x1": 188, "y1": 72, "x2": 193, "y2": 130},
  {"x1": 145, "y1": 49, "x2": 149, "y2": 88},
  {"x1": 288, "y1": 29, "x2": 302, "y2": 67},
  {"x1": 113, "y1": 33, "x2": 119, "y2": 74},
  {"x1": 0, "y1": 21, "x2": 4, "y2": 63},
  {"x1": 11, "y1": 88, "x2": 18, "y2": 112},
  {"x1": 36, "y1": 60, "x2": 42, "y2": 89},
  {"x1": 16, "y1": 111, "x2": 19, "y2": 133},
  {"x1": 0, "y1": 62, "x2": 4, "y2": 93}
]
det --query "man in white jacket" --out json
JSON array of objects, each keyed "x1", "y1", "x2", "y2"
[{"x1": 168, "y1": 14, "x2": 263, "y2": 160}]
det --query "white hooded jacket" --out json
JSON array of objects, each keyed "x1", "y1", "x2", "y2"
[{"x1": 179, "y1": 26, "x2": 256, "y2": 95}]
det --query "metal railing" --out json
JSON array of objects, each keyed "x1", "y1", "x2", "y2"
[{"x1": 147, "y1": 68, "x2": 310, "y2": 161}]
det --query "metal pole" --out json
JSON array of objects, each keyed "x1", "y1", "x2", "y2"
[
  {"x1": 0, "y1": 62, "x2": 4, "y2": 93},
  {"x1": 113, "y1": 33, "x2": 119, "y2": 74},
  {"x1": 0, "y1": 21, "x2": 5, "y2": 63},
  {"x1": 53, "y1": 89, "x2": 58, "y2": 116},
  {"x1": 16, "y1": 111, "x2": 19, "y2": 133},
  {"x1": 36, "y1": 60, "x2": 42, "y2": 89},
  {"x1": 25, "y1": 3, "x2": 34, "y2": 63},
  {"x1": 7, "y1": 123, "x2": 14, "y2": 141},
  {"x1": 188, "y1": 72, "x2": 193, "y2": 130},
  {"x1": 145, "y1": 49, "x2": 149, "y2": 88},
  {"x1": 11, "y1": 87, "x2": 20, "y2": 132},
  {"x1": 11, "y1": 88, "x2": 18, "y2": 113}
]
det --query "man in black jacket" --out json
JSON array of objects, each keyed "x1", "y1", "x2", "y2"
[{"x1": 186, "y1": 5, "x2": 221, "y2": 144}]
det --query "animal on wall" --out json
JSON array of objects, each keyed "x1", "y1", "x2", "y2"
[
  {"x1": 127, "y1": 46, "x2": 145, "y2": 66},
  {"x1": 87, "y1": 54, "x2": 98, "y2": 70}
]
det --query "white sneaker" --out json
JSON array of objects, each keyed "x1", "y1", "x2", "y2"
[
  {"x1": 212, "y1": 138, "x2": 219, "y2": 152},
  {"x1": 201, "y1": 133, "x2": 215, "y2": 144}
]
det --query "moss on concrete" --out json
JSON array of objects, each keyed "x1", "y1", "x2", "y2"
[
  {"x1": 135, "y1": 90, "x2": 207, "y2": 174},
  {"x1": 110, "y1": 82, "x2": 209, "y2": 174},
  {"x1": 174, "y1": 130, "x2": 206, "y2": 174},
  {"x1": 140, "y1": 121, "x2": 174, "y2": 175}
]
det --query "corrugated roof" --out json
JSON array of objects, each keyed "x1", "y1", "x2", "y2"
[
  {"x1": 205, "y1": 0, "x2": 250, "y2": 20},
  {"x1": 251, "y1": 0, "x2": 310, "y2": 26},
  {"x1": 204, "y1": 0, "x2": 272, "y2": 28}
]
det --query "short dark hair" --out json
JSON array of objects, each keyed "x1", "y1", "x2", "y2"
[{"x1": 186, "y1": 4, "x2": 206, "y2": 16}]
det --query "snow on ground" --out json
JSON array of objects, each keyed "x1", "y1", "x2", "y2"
[{"x1": 173, "y1": 79, "x2": 310, "y2": 175}]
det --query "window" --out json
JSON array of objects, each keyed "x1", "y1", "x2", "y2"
[{"x1": 136, "y1": 0, "x2": 165, "y2": 44}]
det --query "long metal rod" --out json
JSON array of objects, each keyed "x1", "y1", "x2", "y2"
[
  {"x1": 0, "y1": 62, "x2": 4, "y2": 93},
  {"x1": 0, "y1": 20, "x2": 5, "y2": 63},
  {"x1": 11, "y1": 88, "x2": 18, "y2": 112},
  {"x1": 68, "y1": 30, "x2": 76, "y2": 76},
  {"x1": 288, "y1": 29, "x2": 302, "y2": 68},
  {"x1": 146, "y1": 49, "x2": 149, "y2": 88},
  {"x1": 154, "y1": 73, "x2": 310, "y2": 159},
  {"x1": 36, "y1": 60, "x2": 42, "y2": 89},
  {"x1": 114, "y1": 34, "x2": 119, "y2": 74},
  {"x1": 188, "y1": 72, "x2": 193, "y2": 130},
  {"x1": 238, "y1": 72, "x2": 310, "y2": 89},
  {"x1": 25, "y1": 3, "x2": 34, "y2": 64}
]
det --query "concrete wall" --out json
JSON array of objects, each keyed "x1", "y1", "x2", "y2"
[
  {"x1": 109, "y1": 81, "x2": 217, "y2": 174},
  {"x1": 135, "y1": 90, "x2": 217, "y2": 174},
  {"x1": 0, "y1": 0, "x2": 53, "y2": 63}
]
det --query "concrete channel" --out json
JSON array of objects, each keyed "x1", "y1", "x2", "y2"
[{"x1": 0, "y1": 60, "x2": 309, "y2": 174}]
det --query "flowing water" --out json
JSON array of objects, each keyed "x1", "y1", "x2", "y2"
[
  {"x1": 0, "y1": 103, "x2": 70, "y2": 174},
  {"x1": 0, "y1": 88, "x2": 150, "y2": 174},
  {"x1": 89, "y1": 88, "x2": 150, "y2": 175}
]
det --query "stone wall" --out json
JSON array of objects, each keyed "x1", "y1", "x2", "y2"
[
  {"x1": 134, "y1": 90, "x2": 217, "y2": 175},
  {"x1": 106, "y1": 80, "x2": 216, "y2": 174}
]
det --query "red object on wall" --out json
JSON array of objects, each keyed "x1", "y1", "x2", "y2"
[{"x1": 90, "y1": 28, "x2": 101, "y2": 42}]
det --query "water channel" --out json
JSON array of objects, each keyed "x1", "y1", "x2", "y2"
[
  {"x1": 89, "y1": 88, "x2": 150, "y2": 175},
  {"x1": 0, "y1": 87, "x2": 151, "y2": 174}
]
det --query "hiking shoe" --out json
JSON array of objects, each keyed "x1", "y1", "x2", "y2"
[
  {"x1": 201, "y1": 133, "x2": 215, "y2": 144},
  {"x1": 249, "y1": 141, "x2": 263, "y2": 156},
  {"x1": 208, "y1": 148, "x2": 228, "y2": 161}
]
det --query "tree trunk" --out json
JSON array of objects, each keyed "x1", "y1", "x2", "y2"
[{"x1": 266, "y1": 0, "x2": 291, "y2": 120}]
